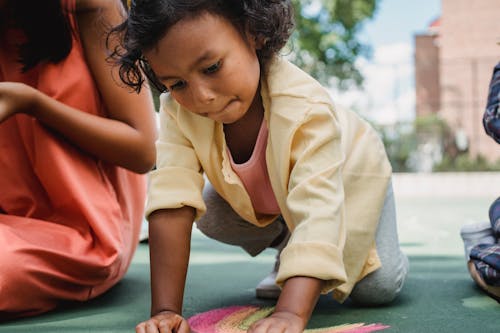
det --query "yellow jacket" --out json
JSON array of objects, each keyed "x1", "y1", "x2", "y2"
[{"x1": 146, "y1": 57, "x2": 392, "y2": 302}]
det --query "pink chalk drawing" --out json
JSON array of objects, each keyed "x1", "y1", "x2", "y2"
[{"x1": 187, "y1": 305, "x2": 390, "y2": 333}]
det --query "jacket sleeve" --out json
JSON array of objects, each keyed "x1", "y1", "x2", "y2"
[
  {"x1": 483, "y1": 62, "x2": 500, "y2": 144},
  {"x1": 275, "y1": 103, "x2": 348, "y2": 293},
  {"x1": 145, "y1": 95, "x2": 206, "y2": 219}
]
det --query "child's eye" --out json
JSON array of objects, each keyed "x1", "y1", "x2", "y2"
[
  {"x1": 204, "y1": 61, "x2": 221, "y2": 74},
  {"x1": 169, "y1": 80, "x2": 186, "y2": 91}
]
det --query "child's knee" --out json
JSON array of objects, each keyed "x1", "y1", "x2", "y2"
[
  {"x1": 349, "y1": 257, "x2": 409, "y2": 306},
  {"x1": 350, "y1": 279, "x2": 403, "y2": 305}
]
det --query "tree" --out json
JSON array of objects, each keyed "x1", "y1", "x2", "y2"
[{"x1": 287, "y1": 0, "x2": 379, "y2": 89}]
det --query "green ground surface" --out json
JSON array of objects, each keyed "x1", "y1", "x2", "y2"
[{"x1": 1, "y1": 195, "x2": 499, "y2": 332}]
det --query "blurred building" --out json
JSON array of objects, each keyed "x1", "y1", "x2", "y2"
[
  {"x1": 415, "y1": 18, "x2": 440, "y2": 117},
  {"x1": 414, "y1": 0, "x2": 500, "y2": 161}
]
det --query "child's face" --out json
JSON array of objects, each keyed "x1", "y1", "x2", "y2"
[{"x1": 144, "y1": 12, "x2": 261, "y2": 124}]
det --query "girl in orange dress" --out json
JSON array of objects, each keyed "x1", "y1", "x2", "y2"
[{"x1": 0, "y1": 0, "x2": 157, "y2": 319}]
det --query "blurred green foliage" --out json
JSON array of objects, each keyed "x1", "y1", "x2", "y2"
[
  {"x1": 374, "y1": 115, "x2": 500, "y2": 172},
  {"x1": 288, "y1": 0, "x2": 379, "y2": 89},
  {"x1": 373, "y1": 122, "x2": 417, "y2": 172},
  {"x1": 434, "y1": 155, "x2": 500, "y2": 172}
]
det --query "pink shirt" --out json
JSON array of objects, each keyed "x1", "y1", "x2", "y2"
[{"x1": 227, "y1": 121, "x2": 281, "y2": 215}]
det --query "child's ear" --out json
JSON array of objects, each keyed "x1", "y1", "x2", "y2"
[
  {"x1": 245, "y1": 29, "x2": 266, "y2": 50},
  {"x1": 254, "y1": 35, "x2": 269, "y2": 50}
]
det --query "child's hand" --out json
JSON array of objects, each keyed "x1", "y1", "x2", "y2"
[
  {"x1": 248, "y1": 310, "x2": 305, "y2": 333},
  {"x1": 135, "y1": 310, "x2": 190, "y2": 333}
]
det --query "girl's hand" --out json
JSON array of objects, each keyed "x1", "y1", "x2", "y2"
[
  {"x1": 249, "y1": 276, "x2": 322, "y2": 333},
  {"x1": 0, "y1": 82, "x2": 38, "y2": 123},
  {"x1": 135, "y1": 310, "x2": 190, "y2": 333},
  {"x1": 248, "y1": 311, "x2": 305, "y2": 333}
]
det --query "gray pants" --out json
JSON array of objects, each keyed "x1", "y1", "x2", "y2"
[{"x1": 196, "y1": 181, "x2": 409, "y2": 305}]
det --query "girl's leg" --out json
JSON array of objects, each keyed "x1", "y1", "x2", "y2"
[
  {"x1": 349, "y1": 181, "x2": 409, "y2": 305},
  {"x1": 195, "y1": 183, "x2": 284, "y2": 256}
]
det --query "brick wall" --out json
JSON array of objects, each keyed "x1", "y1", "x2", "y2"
[
  {"x1": 414, "y1": 0, "x2": 500, "y2": 161},
  {"x1": 415, "y1": 34, "x2": 440, "y2": 117},
  {"x1": 439, "y1": 0, "x2": 500, "y2": 160}
]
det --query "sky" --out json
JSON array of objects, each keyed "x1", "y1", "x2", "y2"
[{"x1": 329, "y1": 0, "x2": 441, "y2": 125}]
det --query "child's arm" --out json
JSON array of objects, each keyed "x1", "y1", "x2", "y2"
[
  {"x1": 75, "y1": 0, "x2": 158, "y2": 172},
  {"x1": 135, "y1": 206, "x2": 195, "y2": 333},
  {"x1": 0, "y1": 80, "x2": 156, "y2": 173},
  {"x1": 249, "y1": 276, "x2": 323, "y2": 333},
  {"x1": 0, "y1": 0, "x2": 157, "y2": 173}
]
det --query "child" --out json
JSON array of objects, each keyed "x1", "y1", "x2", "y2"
[
  {"x1": 0, "y1": 0, "x2": 157, "y2": 319},
  {"x1": 460, "y1": 60, "x2": 500, "y2": 301},
  {"x1": 111, "y1": 1, "x2": 408, "y2": 332}
]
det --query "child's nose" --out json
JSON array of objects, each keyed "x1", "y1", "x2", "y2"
[{"x1": 192, "y1": 82, "x2": 215, "y2": 105}]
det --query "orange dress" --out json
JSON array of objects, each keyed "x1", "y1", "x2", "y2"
[{"x1": 0, "y1": 2, "x2": 146, "y2": 319}]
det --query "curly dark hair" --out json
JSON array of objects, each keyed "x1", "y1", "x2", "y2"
[{"x1": 108, "y1": 0, "x2": 294, "y2": 93}]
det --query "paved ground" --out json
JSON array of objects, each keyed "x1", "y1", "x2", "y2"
[
  {"x1": 397, "y1": 195, "x2": 493, "y2": 257},
  {"x1": 1, "y1": 183, "x2": 499, "y2": 332}
]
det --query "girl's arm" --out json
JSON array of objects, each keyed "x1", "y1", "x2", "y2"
[
  {"x1": 249, "y1": 277, "x2": 323, "y2": 333},
  {"x1": 74, "y1": 0, "x2": 157, "y2": 172},
  {"x1": 3, "y1": 82, "x2": 157, "y2": 173},
  {"x1": 0, "y1": 0, "x2": 157, "y2": 173},
  {"x1": 135, "y1": 207, "x2": 195, "y2": 333}
]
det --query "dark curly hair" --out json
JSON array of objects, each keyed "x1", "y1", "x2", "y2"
[{"x1": 108, "y1": 0, "x2": 294, "y2": 93}]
